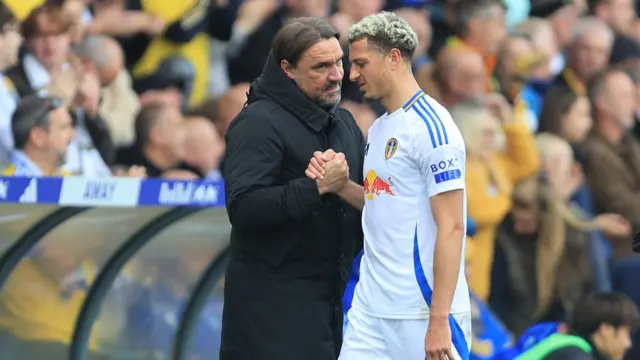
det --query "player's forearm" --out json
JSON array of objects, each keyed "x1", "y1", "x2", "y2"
[
  {"x1": 337, "y1": 181, "x2": 364, "y2": 211},
  {"x1": 430, "y1": 224, "x2": 465, "y2": 318}
]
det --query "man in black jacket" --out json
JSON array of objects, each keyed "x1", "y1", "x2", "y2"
[{"x1": 221, "y1": 17, "x2": 366, "y2": 360}]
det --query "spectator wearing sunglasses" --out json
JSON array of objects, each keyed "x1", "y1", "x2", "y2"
[{"x1": 1, "y1": 92, "x2": 74, "y2": 176}]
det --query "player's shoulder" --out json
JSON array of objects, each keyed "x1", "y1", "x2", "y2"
[
  {"x1": 405, "y1": 93, "x2": 463, "y2": 150},
  {"x1": 407, "y1": 94, "x2": 455, "y2": 126}
]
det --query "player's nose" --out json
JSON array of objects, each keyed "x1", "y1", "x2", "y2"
[{"x1": 349, "y1": 68, "x2": 359, "y2": 82}]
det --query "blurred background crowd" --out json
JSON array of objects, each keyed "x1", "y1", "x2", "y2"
[{"x1": 1, "y1": 0, "x2": 640, "y2": 359}]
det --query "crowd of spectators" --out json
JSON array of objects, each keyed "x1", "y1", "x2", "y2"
[{"x1": 1, "y1": 0, "x2": 640, "y2": 359}]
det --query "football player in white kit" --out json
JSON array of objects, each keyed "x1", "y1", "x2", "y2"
[{"x1": 306, "y1": 11, "x2": 471, "y2": 360}]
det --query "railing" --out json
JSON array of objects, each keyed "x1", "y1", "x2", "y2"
[{"x1": 0, "y1": 176, "x2": 230, "y2": 360}]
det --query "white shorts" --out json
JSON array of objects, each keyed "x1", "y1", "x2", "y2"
[{"x1": 340, "y1": 307, "x2": 472, "y2": 360}]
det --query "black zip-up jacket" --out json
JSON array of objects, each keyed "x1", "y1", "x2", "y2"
[{"x1": 220, "y1": 52, "x2": 365, "y2": 360}]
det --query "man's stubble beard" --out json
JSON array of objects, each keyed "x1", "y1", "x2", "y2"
[{"x1": 315, "y1": 93, "x2": 342, "y2": 108}]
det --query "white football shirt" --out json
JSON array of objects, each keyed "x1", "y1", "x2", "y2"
[{"x1": 352, "y1": 89, "x2": 470, "y2": 319}]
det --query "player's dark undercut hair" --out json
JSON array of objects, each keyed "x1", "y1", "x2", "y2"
[
  {"x1": 271, "y1": 17, "x2": 339, "y2": 67},
  {"x1": 348, "y1": 11, "x2": 418, "y2": 61}
]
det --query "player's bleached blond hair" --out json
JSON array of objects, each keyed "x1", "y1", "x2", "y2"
[{"x1": 347, "y1": 11, "x2": 418, "y2": 61}]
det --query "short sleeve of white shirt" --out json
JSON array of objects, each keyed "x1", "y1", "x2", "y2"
[
  {"x1": 422, "y1": 145, "x2": 465, "y2": 196},
  {"x1": 413, "y1": 129, "x2": 466, "y2": 197}
]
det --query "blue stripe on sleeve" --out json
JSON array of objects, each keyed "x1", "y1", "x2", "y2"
[
  {"x1": 411, "y1": 103, "x2": 439, "y2": 148},
  {"x1": 413, "y1": 227, "x2": 470, "y2": 359},
  {"x1": 415, "y1": 97, "x2": 444, "y2": 146},
  {"x1": 421, "y1": 97, "x2": 449, "y2": 145}
]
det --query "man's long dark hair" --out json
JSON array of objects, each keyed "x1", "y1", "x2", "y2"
[{"x1": 271, "y1": 17, "x2": 339, "y2": 67}]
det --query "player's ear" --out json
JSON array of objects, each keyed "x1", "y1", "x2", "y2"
[
  {"x1": 280, "y1": 60, "x2": 295, "y2": 80},
  {"x1": 388, "y1": 48, "x2": 402, "y2": 70}
]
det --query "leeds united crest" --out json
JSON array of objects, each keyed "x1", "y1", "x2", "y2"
[{"x1": 385, "y1": 138, "x2": 398, "y2": 160}]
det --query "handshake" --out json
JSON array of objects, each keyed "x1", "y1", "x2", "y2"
[{"x1": 305, "y1": 149, "x2": 350, "y2": 195}]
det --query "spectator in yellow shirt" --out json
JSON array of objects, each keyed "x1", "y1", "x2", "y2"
[
  {"x1": 450, "y1": 95, "x2": 540, "y2": 301},
  {"x1": 2, "y1": 93, "x2": 73, "y2": 176}
]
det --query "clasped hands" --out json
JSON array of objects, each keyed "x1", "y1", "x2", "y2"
[{"x1": 305, "y1": 149, "x2": 349, "y2": 195}]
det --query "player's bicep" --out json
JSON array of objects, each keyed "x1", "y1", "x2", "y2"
[
  {"x1": 419, "y1": 145, "x2": 466, "y2": 197},
  {"x1": 430, "y1": 189, "x2": 465, "y2": 231}
]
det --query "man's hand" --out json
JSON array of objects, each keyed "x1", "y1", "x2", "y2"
[
  {"x1": 306, "y1": 149, "x2": 364, "y2": 210},
  {"x1": 316, "y1": 152, "x2": 349, "y2": 195},
  {"x1": 46, "y1": 56, "x2": 83, "y2": 107},
  {"x1": 305, "y1": 149, "x2": 337, "y2": 180},
  {"x1": 76, "y1": 71, "x2": 101, "y2": 117},
  {"x1": 425, "y1": 316, "x2": 455, "y2": 360}
]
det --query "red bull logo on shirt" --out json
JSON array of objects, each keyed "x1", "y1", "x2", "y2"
[{"x1": 364, "y1": 170, "x2": 395, "y2": 200}]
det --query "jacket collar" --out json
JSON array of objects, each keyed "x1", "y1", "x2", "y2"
[
  {"x1": 589, "y1": 128, "x2": 630, "y2": 154},
  {"x1": 247, "y1": 52, "x2": 334, "y2": 132}
]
